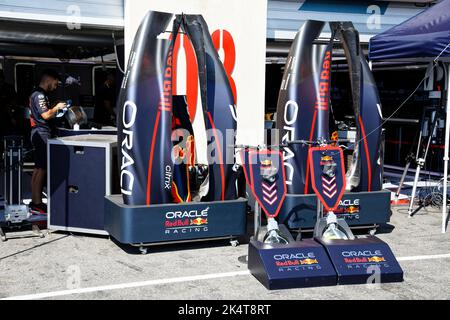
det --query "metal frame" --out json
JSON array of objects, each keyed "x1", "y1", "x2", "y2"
[
  {"x1": 253, "y1": 201, "x2": 263, "y2": 238},
  {"x1": 131, "y1": 236, "x2": 239, "y2": 248},
  {"x1": 3, "y1": 136, "x2": 24, "y2": 206},
  {"x1": 14, "y1": 62, "x2": 35, "y2": 94},
  {"x1": 131, "y1": 235, "x2": 240, "y2": 254},
  {"x1": 92, "y1": 65, "x2": 117, "y2": 97},
  {"x1": 49, "y1": 225, "x2": 108, "y2": 236},
  {"x1": 442, "y1": 63, "x2": 450, "y2": 233},
  {"x1": 2, "y1": 136, "x2": 45, "y2": 241},
  {"x1": 408, "y1": 106, "x2": 442, "y2": 217}
]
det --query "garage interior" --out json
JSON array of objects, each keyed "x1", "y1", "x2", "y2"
[
  {"x1": 0, "y1": 18, "x2": 124, "y2": 151},
  {"x1": 0, "y1": 18, "x2": 124, "y2": 201}
]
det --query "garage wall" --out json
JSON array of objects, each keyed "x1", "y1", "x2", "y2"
[
  {"x1": 124, "y1": 0, "x2": 268, "y2": 158},
  {"x1": 268, "y1": 0, "x2": 433, "y2": 42},
  {"x1": 0, "y1": 0, "x2": 124, "y2": 27},
  {"x1": 0, "y1": 1, "x2": 432, "y2": 38}
]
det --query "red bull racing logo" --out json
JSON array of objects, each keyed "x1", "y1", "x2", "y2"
[
  {"x1": 165, "y1": 207, "x2": 209, "y2": 235},
  {"x1": 341, "y1": 250, "x2": 389, "y2": 268},
  {"x1": 273, "y1": 253, "x2": 321, "y2": 272},
  {"x1": 335, "y1": 199, "x2": 361, "y2": 216}
]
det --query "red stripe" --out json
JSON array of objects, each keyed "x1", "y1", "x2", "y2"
[
  {"x1": 146, "y1": 111, "x2": 161, "y2": 205},
  {"x1": 392, "y1": 199, "x2": 410, "y2": 205},
  {"x1": 359, "y1": 117, "x2": 372, "y2": 192},
  {"x1": 304, "y1": 110, "x2": 318, "y2": 194},
  {"x1": 207, "y1": 112, "x2": 225, "y2": 201}
]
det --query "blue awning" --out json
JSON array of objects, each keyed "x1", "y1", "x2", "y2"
[{"x1": 369, "y1": 0, "x2": 450, "y2": 62}]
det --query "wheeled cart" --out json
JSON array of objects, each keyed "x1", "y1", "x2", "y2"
[
  {"x1": 1, "y1": 136, "x2": 46, "y2": 241},
  {"x1": 104, "y1": 195, "x2": 248, "y2": 253}
]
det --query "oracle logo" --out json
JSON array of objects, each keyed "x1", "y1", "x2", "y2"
[{"x1": 120, "y1": 100, "x2": 137, "y2": 196}]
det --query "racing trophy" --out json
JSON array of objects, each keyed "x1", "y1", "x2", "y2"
[
  {"x1": 310, "y1": 145, "x2": 404, "y2": 285},
  {"x1": 239, "y1": 146, "x2": 336, "y2": 290}
]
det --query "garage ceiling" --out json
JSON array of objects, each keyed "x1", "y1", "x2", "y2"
[{"x1": 0, "y1": 19, "x2": 124, "y2": 59}]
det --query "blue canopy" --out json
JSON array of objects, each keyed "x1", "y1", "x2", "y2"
[{"x1": 369, "y1": 0, "x2": 450, "y2": 61}]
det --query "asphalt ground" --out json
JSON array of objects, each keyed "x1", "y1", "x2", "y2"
[{"x1": 0, "y1": 203, "x2": 450, "y2": 300}]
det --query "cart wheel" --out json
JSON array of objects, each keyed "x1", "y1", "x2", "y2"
[
  {"x1": 139, "y1": 246, "x2": 148, "y2": 255},
  {"x1": 296, "y1": 228, "x2": 302, "y2": 241},
  {"x1": 0, "y1": 228, "x2": 5, "y2": 242},
  {"x1": 238, "y1": 255, "x2": 248, "y2": 264},
  {"x1": 230, "y1": 240, "x2": 239, "y2": 247},
  {"x1": 32, "y1": 225, "x2": 44, "y2": 238}
]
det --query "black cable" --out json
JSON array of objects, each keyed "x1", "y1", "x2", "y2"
[
  {"x1": 112, "y1": 32, "x2": 125, "y2": 74},
  {"x1": 397, "y1": 207, "x2": 428, "y2": 216}
]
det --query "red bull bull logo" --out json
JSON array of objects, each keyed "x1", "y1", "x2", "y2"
[
  {"x1": 368, "y1": 256, "x2": 386, "y2": 263},
  {"x1": 300, "y1": 259, "x2": 319, "y2": 265},
  {"x1": 190, "y1": 218, "x2": 208, "y2": 226},
  {"x1": 347, "y1": 206, "x2": 359, "y2": 214}
]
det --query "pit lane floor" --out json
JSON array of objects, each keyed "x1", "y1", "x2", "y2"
[{"x1": 1, "y1": 205, "x2": 449, "y2": 300}]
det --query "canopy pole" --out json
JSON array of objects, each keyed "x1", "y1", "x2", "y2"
[{"x1": 442, "y1": 62, "x2": 450, "y2": 233}]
